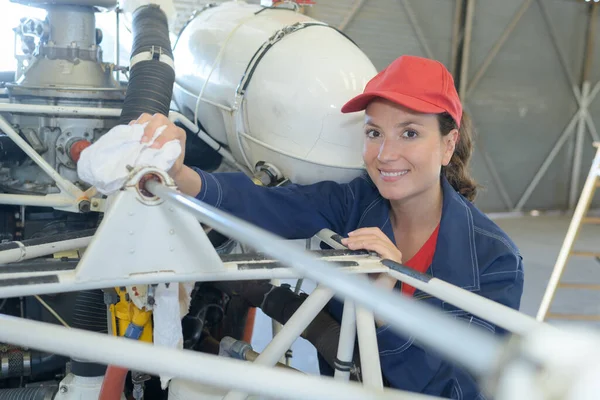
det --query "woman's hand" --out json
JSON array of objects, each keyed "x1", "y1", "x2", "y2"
[
  {"x1": 341, "y1": 227, "x2": 402, "y2": 290},
  {"x1": 130, "y1": 113, "x2": 187, "y2": 180},
  {"x1": 130, "y1": 113, "x2": 202, "y2": 197}
]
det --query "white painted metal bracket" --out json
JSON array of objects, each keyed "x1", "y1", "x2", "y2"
[{"x1": 74, "y1": 167, "x2": 225, "y2": 282}]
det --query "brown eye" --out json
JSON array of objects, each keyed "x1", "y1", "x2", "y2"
[
  {"x1": 366, "y1": 129, "x2": 381, "y2": 139},
  {"x1": 402, "y1": 129, "x2": 418, "y2": 139}
]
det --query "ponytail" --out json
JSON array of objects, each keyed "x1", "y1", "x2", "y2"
[{"x1": 438, "y1": 111, "x2": 479, "y2": 202}]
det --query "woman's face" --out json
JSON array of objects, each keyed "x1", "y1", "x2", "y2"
[{"x1": 362, "y1": 99, "x2": 457, "y2": 203}]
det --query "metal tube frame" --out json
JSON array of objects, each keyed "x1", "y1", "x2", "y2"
[
  {"x1": 334, "y1": 300, "x2": 357, "y2": 381},
  {"x1": 0, "y1": 168, "x2": 589, "y2": 399},
  {"x1": 0, "y1": 314, "x2": 441, "y2": 400},
  {"x1": 355, "y1": 305, "x2": 384, "y2": 389},
  {"x1": 223, "y1": 285, "x2": 335, "y2": 400}
]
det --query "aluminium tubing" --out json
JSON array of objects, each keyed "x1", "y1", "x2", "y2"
[
  {"x1": 382, "y1": 260, "x2": 545, "y2": 336},
  {"x1": 144, "y1": 180, "x2": 503, "y2": 377},
  {"x1": 0, "y1": 315, "x2": 442, "y2": 400},
  {"x1": 317, "y1": 228, "x2": 546, "y2": 336},
  {"x1": 0, "y1": 103, "x2": 121, "y2": 117},
  {"x1": 0, "y1": 229, "x2": 96, "y2": 265}
]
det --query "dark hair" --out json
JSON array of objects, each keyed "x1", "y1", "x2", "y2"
[{"x1": 437, "y1": 111, "x2": 479, "y2": 202}]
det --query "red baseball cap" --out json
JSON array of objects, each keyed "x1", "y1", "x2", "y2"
[{"x1": 341, "y1": 55, "x2": 463, "y2": 128}]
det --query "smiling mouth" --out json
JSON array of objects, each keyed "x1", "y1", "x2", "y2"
[{"x1": 379, "y1": 170, "x2": 409, "y2": 177}]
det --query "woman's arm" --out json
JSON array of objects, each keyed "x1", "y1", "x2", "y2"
[
  {"x1": 192, "y1": 167, "x2": 355, "y2": 239},
  {"x1": 130, "y1": 113, "x2": 356, "y2": 239}
]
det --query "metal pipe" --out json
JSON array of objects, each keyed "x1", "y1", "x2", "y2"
[
  {"x1": 145, "y1": 180, "x2": 503, "y2": 376},
  {"x1": 334, "y1": 300, "x2": 357, "y2": 381},
  {"x1": 466, "y1": 0, "x2": 533, "y2": 97},
  {"x1": 450, "y1": 0, "x2": 464, "y2": 75},
  {"x1": 515, "y1": 109, "x2": 579, "y2": 211},
  {"x1": 474, "y1": 133, "x2": 515, "y2": 211},
  {"x1": 223, "y1": 285, "x2": 335, "y2": 400},
  {"x1": 0, "y1": 264, "x2": 388, "y2": 300},
  {"x1": 570, "y1": 81, "x2": 590, "y2": 209},
  {"x1": 0, "y1": 115, "x2": 83, "y2": 198},
  {"x1": 459, "y1": 0, "x2": 475, "y2": 98},
  {"x1": 0, "y1": 231, "x2": 95, "y2": 265},
  {"x1": 337, "y1": 0, "x2": 367, "y2": 31},
  {"x1": 400, "y1": 0, "x2": 434, "y2": 60},
  {"x1": 0, "y1": 193, "x2": 76, "y2": 209},
  {"x1": 580, "y1": 3, "x2": 598, "y2": 85},
  {"x1": 318, "y1": 227, "x2": 543, "y2": 335},
  {"x1": 0, "y1": 315, "x2": 443, "y2": 400},
  {"x1": 257, "y1": 285, "x2": 333, "y2": 365},
  {"x1": 115, "y1": 7, "x2": 120, "y2": 83},
  {"x1": 584, "y1": 113, "x2": 600, "y2": 142},
  {"x1": 382, "y1": 260, "x2": 544, "y2": 336},
  {"x1": 356, "y1": 306, "x2": 383, "y2": 389},
  {"x1": 168, "y1": 111, "x2": 248, "y2": 173},
  {"x1": 536, "y1": 0, "x2": 578, "y2": 89},
  {"x1": 0, "y1": 103, "x2": 121, "y2": 117},
  {"x1": 269, "y1": 278, "x2": 285, "y2": 365}
]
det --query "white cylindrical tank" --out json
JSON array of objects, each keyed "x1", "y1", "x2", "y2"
[{"x1": 172, "y1": 1, "x2": 377, "y2": 184}]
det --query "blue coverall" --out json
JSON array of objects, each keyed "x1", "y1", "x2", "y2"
[{"x1": 193, "y1": 167, "x2": 524, "y2": 399}]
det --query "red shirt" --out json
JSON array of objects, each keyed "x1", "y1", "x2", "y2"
[{"x1": 401, "y1": 224, "x2": 440, "y2": 297}]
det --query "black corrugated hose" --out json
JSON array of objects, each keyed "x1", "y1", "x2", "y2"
[
  {"x1": 118, "y1": 4, "x2": 175, "y2": 125},
  {"x1": 0, "y1": 386, "x2": 58, "y2": 399}
]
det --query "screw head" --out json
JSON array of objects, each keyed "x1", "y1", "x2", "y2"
[{"x1": 59, "y1": 386, "x2": 68, "y2": 393}]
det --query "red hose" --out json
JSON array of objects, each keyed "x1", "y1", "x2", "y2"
[
  {"x1": 98, "y1": 365, "x2": 129, "y2": 400},
  {"x1": 243, "y1": 307, "x2": 257, "y2": 343}
]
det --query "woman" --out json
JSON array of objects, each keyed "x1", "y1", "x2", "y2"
[{"x1": 135, "y1": 55, "x2": 524, "y2": 398}]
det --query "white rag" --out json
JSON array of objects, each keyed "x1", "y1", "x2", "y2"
[
  {"x1": 77, "y1": 123, "x2": 181, "y2": 195},
  {"x1": 153, "y1": 282, "x2": 195, "y2": 389}
]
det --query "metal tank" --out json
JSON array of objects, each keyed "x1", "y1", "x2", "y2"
[{"x1": 172, "y1": 1, "x2": 377, "y2": 185}]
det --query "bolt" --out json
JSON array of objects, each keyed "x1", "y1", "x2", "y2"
[
  {"x1": 147, "y1": 296, "x2": 155, "y2": 306},
  {"x1": 78, "y1": 200, "x2": 90, "y2": 213},
  {"x1": 59, "y1": 386, "x2": 68, "y2": 393},
  {"x1": 92, "y1": 201, "x2": 99, "y2": 207}
]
